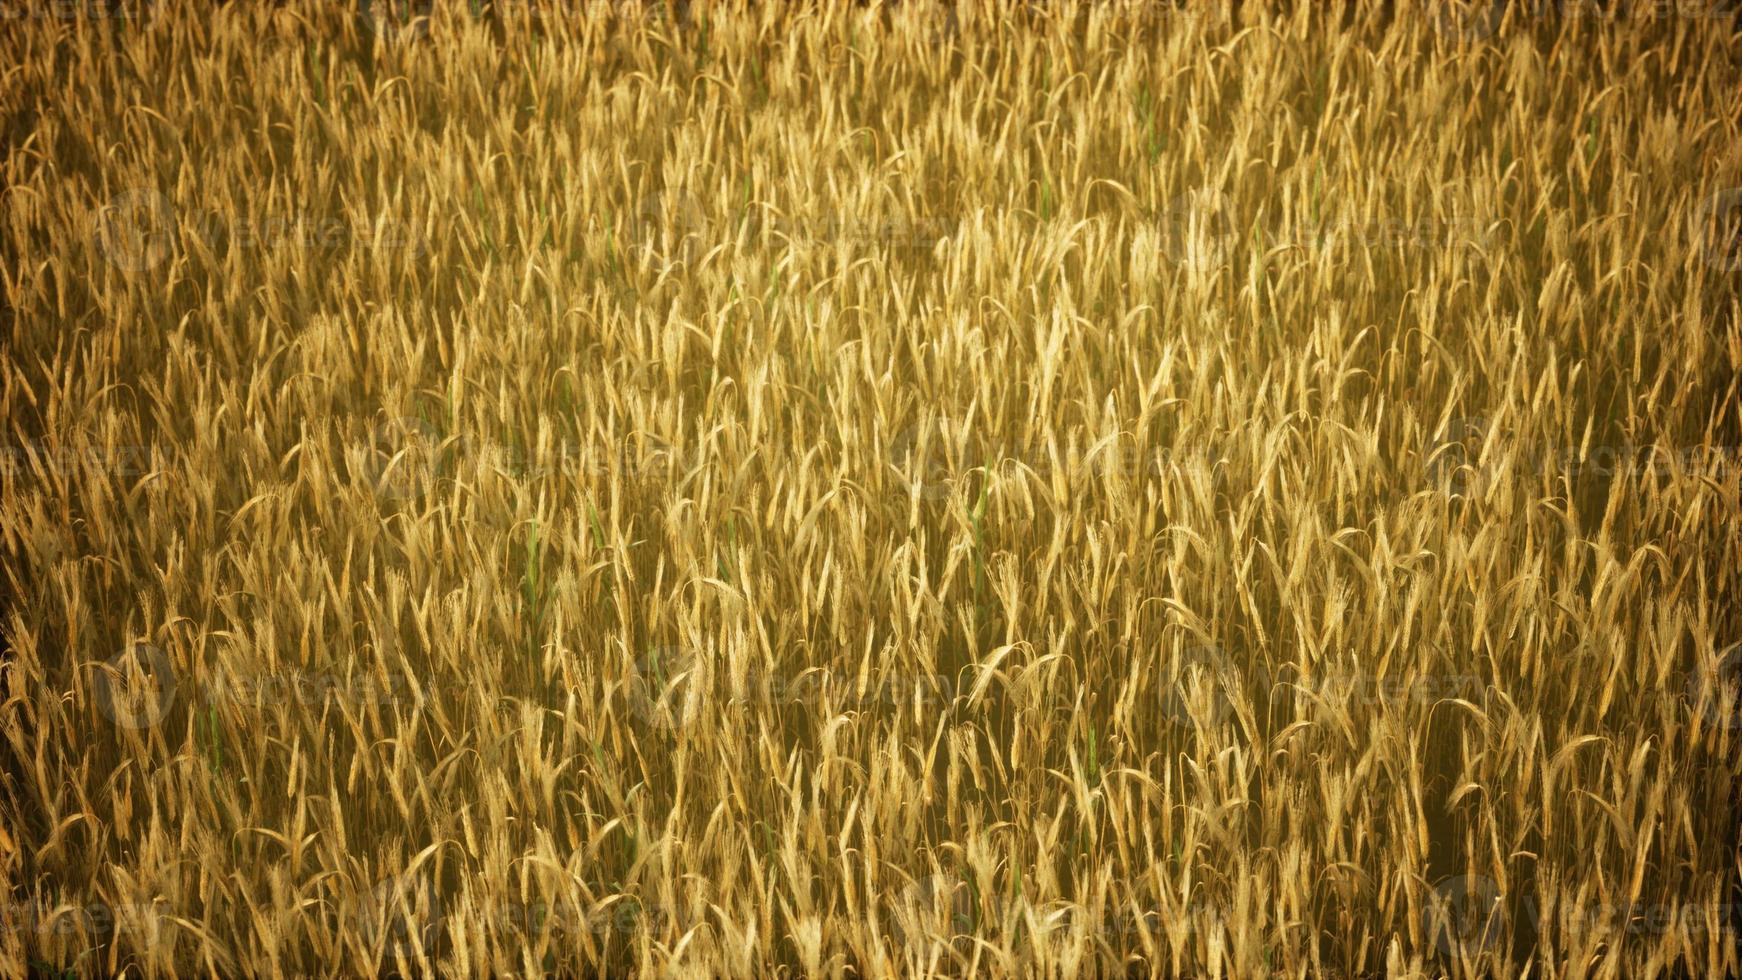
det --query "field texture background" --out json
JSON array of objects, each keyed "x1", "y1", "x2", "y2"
[{"x1": 2, "y1": 1, "x2": 1740, "y2": 976}]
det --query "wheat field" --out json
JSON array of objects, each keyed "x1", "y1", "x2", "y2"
[{"x1": 2, "y1": 0, "x2": 1740, "y2": 976}]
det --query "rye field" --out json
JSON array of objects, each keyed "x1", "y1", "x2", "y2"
[{"x1": 2, "y1": 0, "x2": 1740, "y2": 976}]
